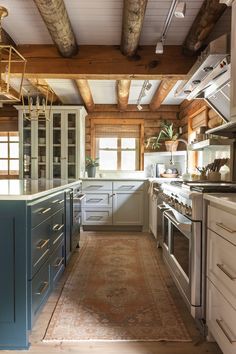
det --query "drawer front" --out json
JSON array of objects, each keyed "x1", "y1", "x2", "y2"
[
  {"x1": 82, "y1": 209, "x2": 112, "y2": 225},
  {"x1": 51, "y1": 209, "x2": 65, "y2": 251},
  {"x1": 31, "y1": 218, "x2": 51, "y2": 278},
  {"x1": 31, "y1": 260, "x2": 50, "y2": 324},
  {"x1": 208, "y1": 205, "x2": 236, "y2": 245},
  {"x1": 82, "y1": 181, "x2": 112, "y2": 192},
  {"x1": 50, "y1": 241, "x2": 65, "y2": 288},
  {"x1": 113, "y1": 181, "x2": 144, "y2": 191},
  {"x1": 207, "y1": 229, "x2": 236, "y2": 309},
  {"x1": 207, "y1": 280, "x2": 236, "y2": 354},
  {"x1": 31, "y1": 191, "x2": 65, "y2": 228},
  {"x1": 82, "y1": 192, "x2": 113, "y2": 208}
]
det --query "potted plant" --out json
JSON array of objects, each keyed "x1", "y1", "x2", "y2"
[
  {"x1": 145, "y1": 120, "x2": 179, "y2": 152},
  {"x1": 85, "y1": 156, "x2": 99, "y2": 178}
]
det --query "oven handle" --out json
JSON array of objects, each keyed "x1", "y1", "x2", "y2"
[
  {"x1": 163, "y1": 210, "x2": 192, "y2": 237},
  {"x1": 157, "y1": 204, "x2": 169, "y2": 210}
]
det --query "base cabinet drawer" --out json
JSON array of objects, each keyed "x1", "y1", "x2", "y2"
[
  {"x1": 207, "y1": 230, "x2": 236, "y2": 309},
  {"x1": 82, "y1": 181, "x2": 112, "y2": 191},
  {"x1": 207, "y1": 280, "x2": 236, "y2": 354},
  {"x1": 208, "y1": 205, "x2": 236, "y2": 245},
  {"x1": 82, "y1": 192, "x2": 112, "y2": 208},
  {"x1": 29, "y1": 260, "x2": 50, "y2": 329},
  {"x1": 113, "y1": 181, "x2": 144, "y2": 191},
  {"x1": 50, "y1": 241, "x2": 65, "y2": 289},
  {"x1": 82, "y1": 209, "x2": 112, "y2": 225}
]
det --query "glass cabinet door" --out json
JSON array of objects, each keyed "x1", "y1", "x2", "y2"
[
  {"x1": 37, "y1": 119, "x2": 47, "y2": 179},
  {"x1": 52, "y1": 113, "x2": 62, "y2": 179},
  {"x1": 67, "y1": 113, "x2": 76, "y2": 179},
  {"x1": 22, "y1": 115, "x2": 32, "y2": 179}
]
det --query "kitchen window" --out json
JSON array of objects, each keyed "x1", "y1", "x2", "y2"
[
  {"x1": 0, "y1": 132, "x2": 20, "y2": 178},
  {"x1": 91, "y1": 119, "x2": 144, "y2": 171}
]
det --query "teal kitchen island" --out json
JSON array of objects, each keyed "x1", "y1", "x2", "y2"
[{"x1": 0, "y1": 179, "x2": 81, "y2": 349}]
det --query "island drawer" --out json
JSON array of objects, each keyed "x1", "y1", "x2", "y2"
[
  {"x1": 82, "y1": 192, "x2": 113, "y2": 208},
  {"x1": 51, "y1": 209, "x2": 65, "y2": 251},
  {"x1": 31, "y1": 217, "x2": 51, "y2": 279},
  {"x1": 29, "y1": 260, "x2": 50, "y2": 329},
  {"x1": 50, "y1": 241, "x2": 65, "y2": 288},
  {"x1": 30, "y1": 191, "x2": 65, "y2": 228},
  {"x1": 208, "y1": 205, "x2": 236, "y2": 246},
  {"x1": 82, "y1": 181, "x2": 112, "y2": 191},
  {"x1": 113, "y1": 181, "x2": 144, "y2": 191}
]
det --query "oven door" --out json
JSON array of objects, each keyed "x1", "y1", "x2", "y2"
[{"x1": 163, "y1": 209, "x2": 202, "y2": 317}]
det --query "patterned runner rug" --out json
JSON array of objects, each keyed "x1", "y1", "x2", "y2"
[{"x1": 43, "y1": 233, "x2": 191, "y2": 342}]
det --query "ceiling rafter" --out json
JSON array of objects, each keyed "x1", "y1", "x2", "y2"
[
  {"x1": 75, "y1": 79, "x2": 95, "y2": 112},
  {"x1": 27, "y1": 78, "x2": 61, "y2": 103},
  {"x1": 2, "y1": 28, "x2": 16, "y2": 47},
  {"x1": 117, "y1": 80, "x2": 131, "y2": 111},
  {"x1": 121, "y1": 0, "x2": 148, "y2": 57},
  {"x1": 183, "y1": 0, "x2": 227, "y2": 56},
  {"x1": 33, "y1": 0, "x2": 78, "y2": 58},
  {"x1": 149, "y1": 79, "x2": 177, "y2": 111}
]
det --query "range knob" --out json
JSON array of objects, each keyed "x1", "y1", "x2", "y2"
[{"x1": 186, "y1": 206, "x2": 192, "y2": 216}]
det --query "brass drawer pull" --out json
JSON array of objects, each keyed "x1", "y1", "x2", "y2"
[
  {"x1": 36, "y1": 239, "x2": 49, "y2": 249},
  {"x1": 53, "y1": 257, "x2": 64, "y2": 268},
  {"x1": 52, "y1": 199, "x2": 60, "y2": 204},
  {"x1": 35, "y1": 281, "x2": 49, "y2": 296},
  {"x1": 217, "y1": 263, "x2": 236, "y2": 281},
  {"x1": 52, "y1": 224, "x2": 64, "y2": 232},
  {"x1": 53, "y1": 232, "x2": 64, "y2": 245},
  {"x1": 41, "y1": 207, "x2": 51, "y2": 214},
  {"x1": 58, "y1": 199, "x2": 64, "y2": 204},
  {"x1": 87, "y1": 215, "x2": 103, "y2": 221},
  {"x1": 216, "y1": 319, "x2": 236, "y2": 343},
  {"x1": 216, "y1": 222, "x2": 236, "y2": 233}
]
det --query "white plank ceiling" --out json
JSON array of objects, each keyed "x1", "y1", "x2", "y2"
[{"x1": 1, "y1": 0, "x2": 230, "y2": 106}]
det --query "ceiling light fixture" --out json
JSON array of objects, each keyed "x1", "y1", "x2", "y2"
[
  {"x1": 136, "y1": 80, "x2": 152, "y2": 110},
  {"x1": 0, "y1": 6, "x2": 26, "y2": 102},
  {"x1": 22, "y1": 84, "x2": 54, "y2": 121},
  {"x1": 155, "y1": 0, "x2": 186, "y2": 54}
]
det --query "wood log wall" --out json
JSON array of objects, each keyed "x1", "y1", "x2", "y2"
[
  {"x1": 0, "y1": 106, "x2": 18, "y2": 131},
  {"x1": 85, "y1": 105, "x2": 181, "y2": 157}
]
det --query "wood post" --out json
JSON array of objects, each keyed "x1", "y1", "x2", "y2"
[
  {"x1": 76, "y1": 79, "x2": 95, "y2": 112},
  {"x1": 117, "y1": 80, "x2": 131, "y2": 111},
  {"x1": 121, "y1": 0, "x2": 148, "y2": 57},
  {"x1": 149, "y1": 79, "x2": 177, "y2": 111},
  {"x1": 183, "y1": 0, "x2": 227, "y2": 56},
  {"x1": 33, "y1": 0, "x2": 78, "y2": 57}
]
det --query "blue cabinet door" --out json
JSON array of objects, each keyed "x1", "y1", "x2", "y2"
[{"x1": 0, "y1": 201, "x2": 29, "y2": 349}]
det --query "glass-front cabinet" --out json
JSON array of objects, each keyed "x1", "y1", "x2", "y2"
[{"x1": 17, "y1": 106, "x2": 86, "y2": 180}]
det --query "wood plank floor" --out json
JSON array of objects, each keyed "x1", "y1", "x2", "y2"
[{"x1": 6, "y1": 232, "x2": 222, "y2": 354}]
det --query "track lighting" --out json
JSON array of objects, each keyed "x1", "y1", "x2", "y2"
[
  {"x1": 174, "y1": 2, "x2": 186, "y2": 18},
  {"x1": 155, "y1": 41, "x2": 164, "y2": 54},
  {"x1": 136, "y1": 80, "x2": 152, "y2": 109}
]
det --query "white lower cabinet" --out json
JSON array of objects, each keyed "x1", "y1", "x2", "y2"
[
  {"x1": 82, "y1": 180, "x2": 144, "y2": 227},
  {"x1": 149, "y1": 194, "x2": 157, "y2": 238},
  {"x1": 206, "y1": 203, "x2": 236, "y2": 354},
  {"x1": 113, "y1": 192, "x2": 143, "y2": 225}
]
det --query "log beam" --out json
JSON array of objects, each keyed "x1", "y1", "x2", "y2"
[
  {"x1": 149, "y1": 79, "x2": 177, "y2": 111},
  {"x1": 33, "y1": 0, "x2": 78, "y2": 57},
  {"x1": 27, "y1": 78, "x2": 61, "y2": 103},
  {"x1": 121, "y1": 0, "x2": 148, "y2": 57},
  {"x1": 14, "y1": 45, "x2": 196, "y2": 79},
  {"x1": 117, "y1": 80, "x2": 131, "y2": 111},
  {"x1": 75, "y1": 79, "x2": 95, "y2": 112},
  {"x1": 183, "y1": 0, "x2": 227, "y2": 56}
]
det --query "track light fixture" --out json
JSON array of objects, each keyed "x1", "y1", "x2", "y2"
[{"x1": 136, "y1": 80, "x2": 152, "y2": 110}]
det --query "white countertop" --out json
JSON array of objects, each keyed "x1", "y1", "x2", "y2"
[
  {"x1": 82, "y1": 177, "x2": 182, "y2": 182},
  {"x1": 0, "y1": 179, "x2": 81, "y2": 201},
  {"x1": 204, "y1": 193, "x2": 236, "y2": 209}
]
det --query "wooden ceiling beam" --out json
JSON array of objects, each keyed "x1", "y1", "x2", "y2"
[
  {"x1": 27, "y1": 78, "x2": 61, "y2": 103},
  {"x1": 14, "y1": 45, "x2": 196, "y2": 79},
  {"x1": 117, "y1": 80, "x2": 131, "y2": 111},
  {"x1": 183, "y1": 0, "x2": 227, "y2": 56},
  {"x1": 2, "y1": 29, "x2": 16, "y2": 46},
  {"x1": 33, "y1": 0, "x2": 78, "y2": 57},
  {"x1": 121, "y1": 0, "x2": 148, "y2": 57},
  {"x1": 75, "y1": 79, "x2": 95, "y2": 112},
  {"x1": 149, "y1": 79, "x2": 177, "y2": 111}
]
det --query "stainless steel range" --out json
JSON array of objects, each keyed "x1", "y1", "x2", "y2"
[{"x1": 159, "y1": 181, "x2": 236, "y2": 328}]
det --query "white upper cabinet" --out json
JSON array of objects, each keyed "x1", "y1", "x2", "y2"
[{"x1": 17, "y1": 106, "x2": 87, "y2": 180}]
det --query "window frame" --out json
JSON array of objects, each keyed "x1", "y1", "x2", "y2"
[
  {"x1": 0, "y1": 132, "x2": 20, "y2": 179},
  {"x1": 90, "y1": 118, "x2": 144, "y2": 171}
]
